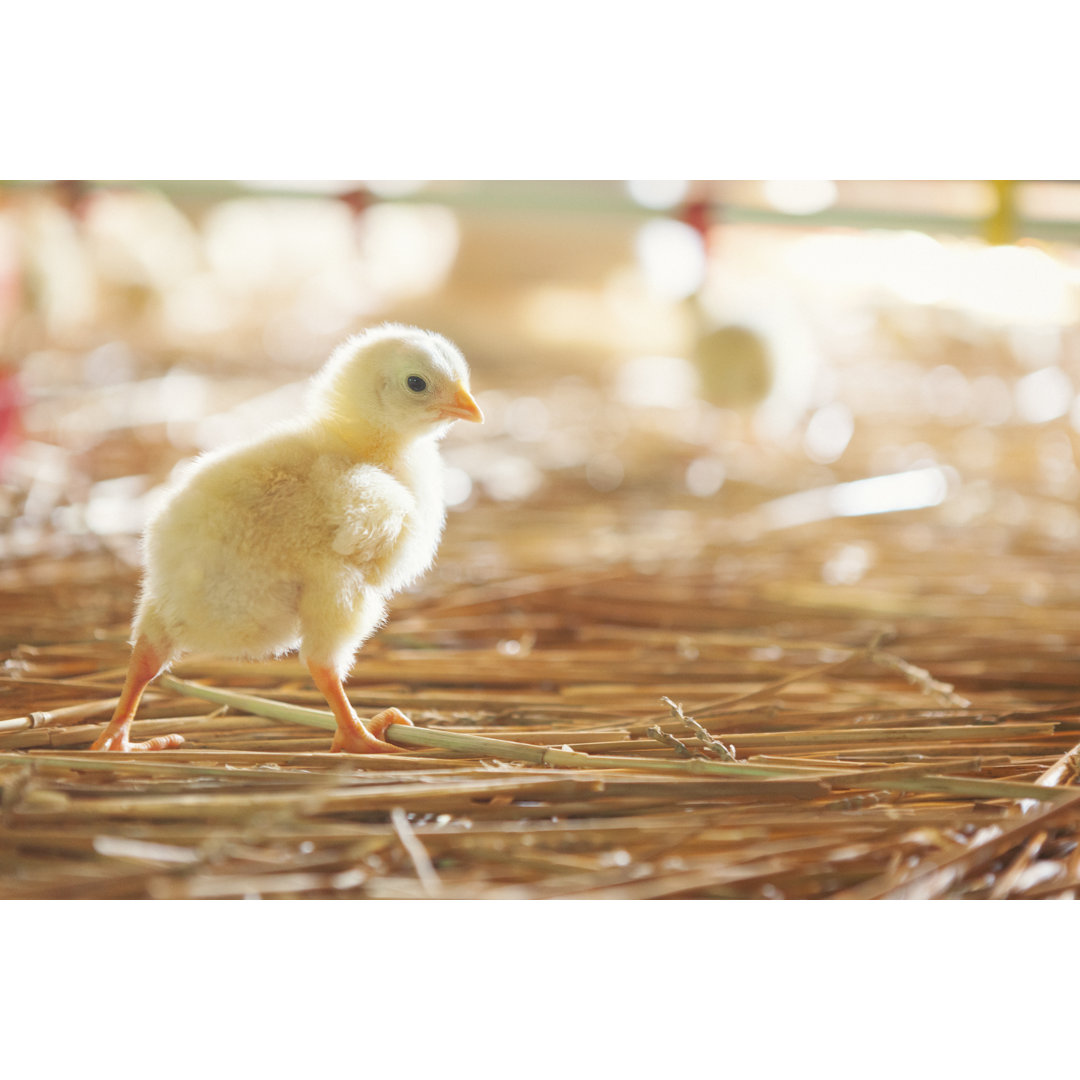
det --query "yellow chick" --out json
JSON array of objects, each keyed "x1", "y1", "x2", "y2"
[{"x1": 92, "y1": 324, "x2": 483, "y2": 754}]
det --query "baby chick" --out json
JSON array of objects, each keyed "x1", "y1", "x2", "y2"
[{"x1": 92, "y1": 324, "x2": 483, "y2": 754}]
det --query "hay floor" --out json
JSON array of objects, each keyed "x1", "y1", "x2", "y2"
[
  {"x1": 4, "y1": 196, "x2": 1080, "y2": 899},
  {"x1": 4, "y1": 461, "x2": 1080, "y2": 899}
]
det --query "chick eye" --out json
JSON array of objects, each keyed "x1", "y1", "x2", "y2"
[{"x1": 406, "y1": 375, "x2": 428, "y2": 393}]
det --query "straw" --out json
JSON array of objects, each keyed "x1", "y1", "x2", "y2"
[{"x1": 151, "y1": 675, "x2": 1075, "y2": 805}]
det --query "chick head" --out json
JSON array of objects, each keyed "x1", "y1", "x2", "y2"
[{"x1": 312, "y1": 324, "x2": 483, "y2": 444}]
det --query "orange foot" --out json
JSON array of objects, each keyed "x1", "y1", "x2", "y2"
[
  {"x1": 91, "y1": 729, "x2": 186, "y2": 751},
  {"x1": 331, "y1": 708, "x2": 413, "y2": 754}
]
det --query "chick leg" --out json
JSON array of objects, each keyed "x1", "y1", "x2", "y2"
[
  {"x1": 307, "y1": 661, "x2": 413, "y2": 753},
  {"x1": 91, "y1": 635, "x2": 185, "y2": 751},
  {"x1": 299, "y1": 581, "x2": 414, "y2": 753}
]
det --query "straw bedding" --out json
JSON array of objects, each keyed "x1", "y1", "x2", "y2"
[{"x1": 4, "y1": 450, "x2": 1080, "y2": 899}]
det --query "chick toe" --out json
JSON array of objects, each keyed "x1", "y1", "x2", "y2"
[
  {"x1": 367, "y1": 707, "x2": 413, "y2": 741},
  {"x1": 330, "y1": 720, "x2": 403, "y2": 754},
  {"x1": 92, "y1": 731, "x2": 186, "y2": 752}
]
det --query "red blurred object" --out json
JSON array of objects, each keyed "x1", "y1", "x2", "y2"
[
  {"x1": 0, "y1": 364, "x2": 24, "y2": 471},
  {"x1": 52, "y1": 180, "x2": 94, "y2": 221},
  {"x1": 679, "y1": 196, "x2": 712, "y2": 248},
  {"x1": 338, "y1": 187, "x2": 374, "y2": 218}
]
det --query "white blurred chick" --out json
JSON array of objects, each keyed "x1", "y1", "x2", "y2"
[{"x1": 93, "y1": 324, "x2": 483, "y2": 754}]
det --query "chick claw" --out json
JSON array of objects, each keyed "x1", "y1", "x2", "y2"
[
  {"x1": 91, "y1": 730, "x2": 186, "y2": 752},
  {"x1": 331, "y1": 708, "x2": 413, "y2": 754},
  {"x1": 368, "y1": 707, "x2": 413, "y2": 741}
]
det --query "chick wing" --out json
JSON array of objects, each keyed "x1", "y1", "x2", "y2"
[{"x1": 327, "y1": 463, "x2": 415, "y2": 567}]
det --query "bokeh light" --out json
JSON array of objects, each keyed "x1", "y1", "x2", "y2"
[
  {"x1": 1015, "y1": 366, "x2": 1073, "y2": 423},
  {"x1": 616, "y1": 355, "x2": 699, "y2": 409},
  {"x1": 626, "y1": 180, "x2": 690, "y2": 210},
  {"x1": 763, "y1": 180, "x2": 837, "y2": 216},
  {"x1": 803, "y1": 402, "x2": 854, "y2": 464},
  {"x1": 634, "y1": 218, "x2": 706, "y2": 300},
  {"x1": 355, "y1": 202, "x2": 459, "y2": 297}
]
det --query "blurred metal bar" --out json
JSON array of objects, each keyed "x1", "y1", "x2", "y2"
[
  {"x1": 6, "y1": 179, "x2": 1080, "y2": 243},
  {"x1": 719, "y1": 200, "x2": 1080, "y2": 243}
]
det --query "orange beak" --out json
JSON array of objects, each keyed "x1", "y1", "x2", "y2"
[{"x1": 440, "y1": 383, "x2": 484, "y2": 424}]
